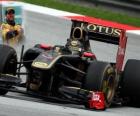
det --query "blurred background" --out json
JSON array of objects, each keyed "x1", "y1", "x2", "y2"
[{"x1": 56, "y1": 0, "x2": 140, "y2": 17}]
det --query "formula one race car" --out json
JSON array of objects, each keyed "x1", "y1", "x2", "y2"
[{"x1": 0, "y1": 19, "x2": 140, "y2": 110}]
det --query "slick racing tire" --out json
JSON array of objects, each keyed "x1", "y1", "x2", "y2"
[
  {"x1": 84, "y1": 61, "x2": 117, "y2": 107},
  {"x1": 121, "y1": 59, "x2": 140, "y2": 106},
  {"x1": 0, "y1": 44, "x2": 17, "y2": 95}
]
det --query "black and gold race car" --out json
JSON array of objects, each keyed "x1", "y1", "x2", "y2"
[{"x1": 0, "y1": 19, "x2": 140, "y2": 110}]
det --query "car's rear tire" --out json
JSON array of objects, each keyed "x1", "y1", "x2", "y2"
[
  {"x1": 84, "y1": 61, "x2": 117, "y2": 107},
  {"x1": 121, "y1": 59, "x2": 140, "y2": 106},
  {"x1": 0, "y1": 44, "x2": 17, "y2": 95}
]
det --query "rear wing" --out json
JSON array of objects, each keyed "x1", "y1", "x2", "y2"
[
  {"x1": 71, "y1": 20, "x2": 122, "y2": 45},
  {"x1": 70, "y1": 19, "x2": 127, "y2": 72}
]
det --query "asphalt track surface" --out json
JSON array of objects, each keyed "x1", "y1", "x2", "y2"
[{"x1": 0, "y1": 8, "x2": 140, "y2": 116}]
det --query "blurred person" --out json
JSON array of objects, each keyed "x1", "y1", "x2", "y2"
[{"x1": 1, "y1": 8, "x2": 23, "y2": 45}]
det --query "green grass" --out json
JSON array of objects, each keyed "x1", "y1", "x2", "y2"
[{"x1": 21, "y1": 0, "x2": 140, "y2": 27}]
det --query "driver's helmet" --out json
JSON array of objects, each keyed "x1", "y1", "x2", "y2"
[{"x1": 66, "y1": 39, "x2": 83, "y2": 55}]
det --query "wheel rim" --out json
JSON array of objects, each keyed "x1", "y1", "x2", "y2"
[{"x1": 102, "y1": 67, "x2": 116, "y2": 106}]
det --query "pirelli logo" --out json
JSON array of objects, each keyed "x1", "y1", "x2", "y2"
[{"x1": 86, "y1": 24, "x2": 121, "y2": 37}]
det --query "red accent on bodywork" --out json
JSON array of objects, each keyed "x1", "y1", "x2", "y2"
[
  {"x1": 65, "y1": 16, "x2": 140, "y2": 30},
  {"x1": 89, "y1": 92, "x2": 105, "y2": 110},
  {"x1": 82, "y1": 52, "x2": 96, "y2": 59},
  {"x1": 40, "y1": 44, "x2": 52, "y2": 50},
  {"x1": 116, "y1": 30, "x2": 127, "y2": 72}
]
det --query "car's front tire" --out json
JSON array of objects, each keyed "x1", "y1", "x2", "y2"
[
  {"x1": 84, "y1": 61, "x2": 117, "y2": 108},
  {"x1": 0, "y1": 44, "x2": 17, "y2": 95}
]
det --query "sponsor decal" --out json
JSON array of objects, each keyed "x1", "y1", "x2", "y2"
[
  {"x1": 71, "y1": 40, "x2": 78, "y2": 46},
  {"x1": 33, "y1": 62, "x2": 48, "y2": 68},
  {"x1": 42, "y1": 54, "x2": 54, "y2": 60},
  {"x1": 86, "y1": 24, "x2": 121, "y2": 37},
  {"x1": 118, "y1": 46, "x2": 125, "y2": 55}
]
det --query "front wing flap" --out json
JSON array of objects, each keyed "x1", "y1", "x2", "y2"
[
  {"x1": 0, "y1": 74, "x2": 21, "y2": 85},
  {"x1": 0, "y1": 74, "x2": 105, "y2": 110}
]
